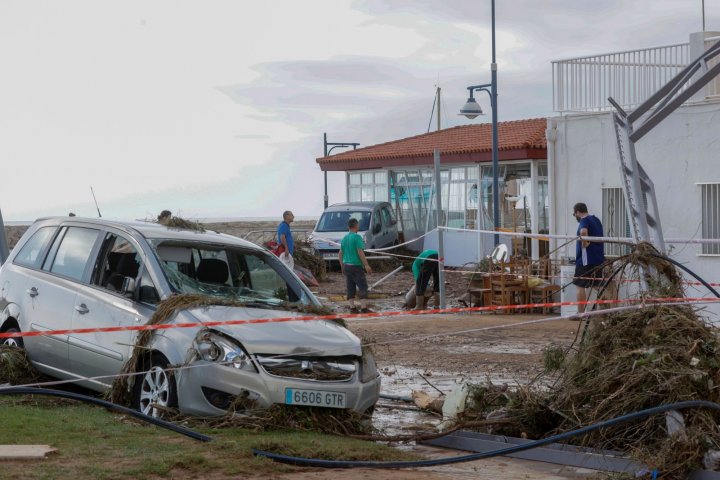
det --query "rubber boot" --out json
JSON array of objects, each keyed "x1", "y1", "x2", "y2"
[
  {"x1": 432, "y1": 293, "x2": 440, "y2": 309},
  {"x1": 415, "y1": 294, "x2": 426, "y2": 310}
]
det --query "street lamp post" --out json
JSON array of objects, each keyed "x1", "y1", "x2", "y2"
[
  {"x1": 459, "y1": 0, "x2": 499, "y2": 246},
  {"x1": 323, "y1": 132, "x2": 360, "y2": 209}
]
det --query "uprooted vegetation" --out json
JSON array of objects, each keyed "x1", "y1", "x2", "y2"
[
  {"x1": 0, "y1": 345, "x2": 41, "y2": 385},
  {"x1": 458, "y1": 242, "x2": 720, "y2": 478},
  {"x1": 292, "y1": 239, "x2": 328, "y2": 281}
]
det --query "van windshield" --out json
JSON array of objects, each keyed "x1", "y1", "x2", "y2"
[{"x1": 316, "y1": 211, "x2": 371, "y2": 232}]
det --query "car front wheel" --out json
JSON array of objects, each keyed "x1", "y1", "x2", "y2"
[
  {"x1": 1, "y1": 327, "x2": 23, "y2": 349},
  {"x1": 133, "y1": 354, "x2": 178, "y2": 418}
]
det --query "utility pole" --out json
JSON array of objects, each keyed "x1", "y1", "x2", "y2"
[{"x1": 323, "y1": 133, "x2": 359, "y2": 209}]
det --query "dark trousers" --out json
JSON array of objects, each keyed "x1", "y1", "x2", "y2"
[
  {"x1": 344, "y1": 264, "x2": 368, "y2": 300},
  {"x1": 416, "y1": 254, "x2": 439, "y2": 296}
]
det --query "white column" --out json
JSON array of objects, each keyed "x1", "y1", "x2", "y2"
[
  {"x1": 530, "y1": 161, "x2": 539, "y2": 260},
  {"x1": 690, "y1": 31, "x2": 720, "y2": 102}
]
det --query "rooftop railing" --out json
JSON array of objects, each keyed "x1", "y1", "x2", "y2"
[{"x1": 552, "y1": 43, "x2": 690, "y2": 113}]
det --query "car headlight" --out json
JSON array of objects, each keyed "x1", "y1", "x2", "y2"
[
  {"x1": 360, "y1": 347, "x2": 379, "y2": 383},
  {"x1": 194, "y1": 332, "x2": 257, "y2": 373}
]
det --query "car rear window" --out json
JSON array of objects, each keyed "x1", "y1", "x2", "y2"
[
  {"x1": 13, "y1": 226, "x2": 55, "y2": 268},
  {"x1": 46, "y1": 227, "x2": 100, "y2": 281}
]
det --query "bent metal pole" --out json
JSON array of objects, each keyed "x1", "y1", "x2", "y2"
[
  {"x1": 434, "y1": 149, "x2": 446, "y2": 309},
  {"x1": 0, "y1": 209, "x2": 9, "y2": 265}
]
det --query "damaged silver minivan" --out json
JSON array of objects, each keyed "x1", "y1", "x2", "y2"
[{"x1": 0, "y1": 217, "x2": 380, "y2": 417}]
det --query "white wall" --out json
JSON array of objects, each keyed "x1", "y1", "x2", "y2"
[{"x1": 549, "y1": 100, "x2": 720, "y2": 321}]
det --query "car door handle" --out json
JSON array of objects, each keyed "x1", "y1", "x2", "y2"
[
  {"x1": 74, "y1": 304, "x2": 90, "y2": 315},
  {"x1": 27, "y1": 287, "x2": 39, "y2": 298}
]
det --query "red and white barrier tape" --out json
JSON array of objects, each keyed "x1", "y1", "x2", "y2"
[
  {"x1": 2, "y1": 296, "x2": 718, "y2": 340},
  {"x1": 2, "y1": 298, "x2": 719, "y2": 392}
]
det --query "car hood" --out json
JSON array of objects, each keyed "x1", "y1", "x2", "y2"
[{"x1": 183, "y1": 305, "x2": 361, "y2": 357}]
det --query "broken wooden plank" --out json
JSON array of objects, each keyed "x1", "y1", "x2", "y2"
[{"x1": 0, "y1": 445, "x2": 57, "y2": 460}]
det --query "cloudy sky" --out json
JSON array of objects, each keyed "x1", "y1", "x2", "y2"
[{"x1": 0, "y1": 0, "x2": 717, "y2": 221}]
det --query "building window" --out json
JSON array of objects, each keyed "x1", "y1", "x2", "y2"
[
  {"x1": 537, "y1": 164, "x2": 549, "y2": 232},
  {"x1": 700, "y1": 183, "x2": 720, "y2": 255},
  {"x1": 348, "y1": 170, "x2": 388, "y2": 203},
  {"x1": 602, "y1": 187, "x2": 630, "y2": 257}
]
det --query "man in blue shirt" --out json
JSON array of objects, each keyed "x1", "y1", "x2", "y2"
[
  {"x1": 277, "y1": 211, "x2": 294, "y2": 257},
  {"x1": 572, "y1": 203, "x2": 605, "y2": 314}
]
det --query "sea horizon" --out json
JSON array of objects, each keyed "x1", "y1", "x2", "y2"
[{"x1": 3, "y1": 215, "x2": 319, "y2": 226}]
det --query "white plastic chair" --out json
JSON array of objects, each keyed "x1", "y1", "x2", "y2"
[{"x1": 491, "y1": 244, "x2": 508, "y2": 264}]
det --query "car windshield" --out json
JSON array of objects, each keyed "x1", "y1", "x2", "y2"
[
  {"x1": 149, "y1": 240, "x2": 311, "y2": 307},
  {"x1": 316, "y1": 210, "x2": 371, "y2": 232}
]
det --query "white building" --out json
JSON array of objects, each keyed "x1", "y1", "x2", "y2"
[{"x1": 549, "y1": 32, "x2": 720, "y2": 320}]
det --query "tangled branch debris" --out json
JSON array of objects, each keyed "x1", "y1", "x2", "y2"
[
  {"x1": 293, "y1": 240, "x2": 327, "y2": 281},
  {"x1": 155, "y1": 403, "x2": 371, "y2": 436},
  {"x1": 0, "y1": 346, "x2": 41, "y2": 385},
  {"x1": 155, "y1": 211, "x2": 206, "y2": 232},
  {"x1": 459, "y1": 242, "x2": 720, "y2": 478}
]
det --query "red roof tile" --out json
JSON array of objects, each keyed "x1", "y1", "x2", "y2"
[{"x1": 317, "y1": 118, "x2": 547, "y2": 170}]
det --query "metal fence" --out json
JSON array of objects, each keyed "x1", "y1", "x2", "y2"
[
  {"x1": 242, "y1": 229, "x2": 313, "y2": 246},
  {"x1": 553, "y1": 43, "x2": 689, "y2": 112}
]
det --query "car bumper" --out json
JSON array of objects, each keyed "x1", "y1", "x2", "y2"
[{"x1": 175, "y1": 360, "x2": 381, "y2": 416}]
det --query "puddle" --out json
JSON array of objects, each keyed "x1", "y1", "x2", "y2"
[{"x1": 371, "y1": 365, "x2": 528, "y2": 436}]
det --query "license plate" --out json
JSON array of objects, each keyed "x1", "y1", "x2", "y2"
[
  {"x1": 285, "y1": 388, "x2": 346, "y2": 408},
  {"x1": 322, "y1": 253, "x2": 337, "y2": 260}
]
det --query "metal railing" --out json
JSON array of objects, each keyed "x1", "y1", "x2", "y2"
[
  {"x1": 553, "y1": 43, "x2": 690, "y2": 112},
  {"x1": 242, "y1": 229, "x2": 313, "y2": 246}
]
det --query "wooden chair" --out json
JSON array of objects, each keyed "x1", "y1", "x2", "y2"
[
  {"x1": 489, "y1": 260, "x2": 530, "y2": 314},
  {"x1": 529, "y1": 258, "x2": 561, "y2": 314},
  {"x1": 468, "y1": 273, "x2": 492, "y2": 307}
]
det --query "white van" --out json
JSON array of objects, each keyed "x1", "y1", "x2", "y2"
[{"x1": 309, "y1": 202, "x2": 399, "y2": 261}]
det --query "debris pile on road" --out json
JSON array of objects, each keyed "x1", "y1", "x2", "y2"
[
  {"x1": 180, "y1": 404, "x2": 372, "y2": 434},
  {"x1": 0, "y1": 345, "x2": 40, "y2": 385},
  {"x1": 458, "y1": 243, "x2": 720, "y2": 478},
  {"x1": 293, "y1": 240, "x2": 327, "y2": 282}
]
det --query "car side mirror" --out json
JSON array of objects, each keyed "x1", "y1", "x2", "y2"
[
  {"x1": 373, "y1": 224, "x2": 381, "y2": 234},
  {"x1": 139, "y1": 285, "x2": 160, "y2": 304},
  {"x1": 390, "y1": 218, "x2": 397, "y2": 225}
]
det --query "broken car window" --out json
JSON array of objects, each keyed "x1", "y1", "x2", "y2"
[{"x1": 150, "y1": 240, "x2": 308, "y2": 307}]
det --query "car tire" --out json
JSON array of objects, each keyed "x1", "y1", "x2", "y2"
[
  {"x1": 1, "y1": 327, "x2": 23, "y2": 349},
  {"x1": 133, "y1": 353, "x2": 178, "y2": 418}
]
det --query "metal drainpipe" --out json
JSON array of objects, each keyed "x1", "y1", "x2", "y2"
[{"x1": 546, "y1": 119, "x2": 558, "y2": 264}]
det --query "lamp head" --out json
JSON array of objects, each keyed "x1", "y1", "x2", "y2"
[{"x1": 459, "y1": 97, "x2": 484, "y2": 119}]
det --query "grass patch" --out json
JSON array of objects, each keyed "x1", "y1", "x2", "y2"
[{"x1": 0, "y1": 397, "x2": 417, "y2": 479}]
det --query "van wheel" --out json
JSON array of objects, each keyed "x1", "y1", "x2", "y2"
[
  {"x1": 133, "y1": 354, "x2": 178, "y2": 418},
  {"x1": 1, "y1": 327, "x2": 23, "y2": 349}
]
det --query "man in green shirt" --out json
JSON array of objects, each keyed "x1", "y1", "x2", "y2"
[
  {"x1": 338, "y1": 218, "x2": 373, "y2": 313},
  {"x1": 412, "y1": 249, "x2": 439, "y2": 310}
]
